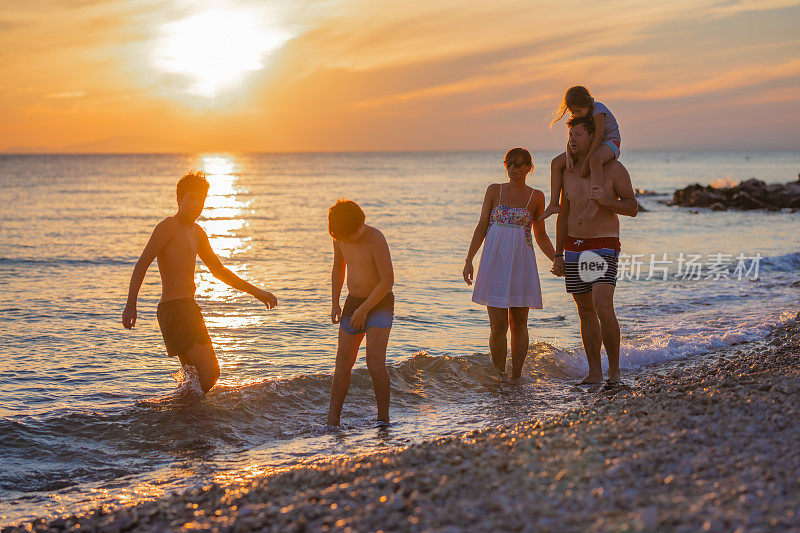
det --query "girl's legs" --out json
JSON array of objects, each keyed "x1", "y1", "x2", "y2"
[
  {"x1": 540, "y1": 152, "x2": 567, "y2": 220},
  {"x1": 508, "y1": 306, "x2": 530, "y2": 379},
  {"x1": 487, "y1": 306, "x2": 510, "y2": 375},
  {"x1": 578, "y1": 143, "x2": 616, "y2": 221}
]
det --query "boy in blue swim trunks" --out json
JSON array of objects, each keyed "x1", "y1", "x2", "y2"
[{"x1": 327, "y1": 200, "x2": 395, "y2": 426}]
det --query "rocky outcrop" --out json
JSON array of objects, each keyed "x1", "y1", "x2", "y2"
[{"x1": 671, "y1": 178, "x2": 800, "y2": 211}]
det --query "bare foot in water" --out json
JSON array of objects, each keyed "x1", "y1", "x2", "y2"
[
  {"x1": 538, "y1": 203, "x2": 561, "y2": 221},
  {"x1": 580, "y1": 372, "x2": 603, "y2": 384},
  {"x1": 578, "y1": 200, "x2": 599, "y2": 222},
  {"x1": 493, "y1": 368, "x2": 510, "y2": 382},
  {"x1": 606, "y1": 372, "x2": 621, "y2": 385}
]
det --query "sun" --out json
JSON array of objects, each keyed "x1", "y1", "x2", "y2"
[{"x1": 153, "y1": 9, "x2": 292, "y2": 98}]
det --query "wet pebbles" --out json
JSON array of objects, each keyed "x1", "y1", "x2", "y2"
[{"x1": 7, "y1": 314, "x2": 800, "y2": 532}]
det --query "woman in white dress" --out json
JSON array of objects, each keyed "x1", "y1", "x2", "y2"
[{"x1": 463, "y1": 148, "x2": 556, "y2": 379}]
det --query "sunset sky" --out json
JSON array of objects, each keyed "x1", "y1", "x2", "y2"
[{"x1": 1, "y1": 0, "x2": 798, "y2": 153}]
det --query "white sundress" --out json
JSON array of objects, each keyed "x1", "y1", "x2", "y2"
[{"x1": 471, "y1": 186, "x2": 543, "y2": 309}]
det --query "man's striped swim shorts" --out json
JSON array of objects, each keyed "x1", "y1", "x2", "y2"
[{"x1": 564, "y1": 235, "x2": 621, "y2": 294}]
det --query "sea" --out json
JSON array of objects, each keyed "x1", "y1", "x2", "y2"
[{"x1": 1, "y1": 150, "x2": 798, "y2": 524}]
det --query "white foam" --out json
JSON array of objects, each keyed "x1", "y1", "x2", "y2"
[
  {"x1": 551, "y1": 310, "x2": 794, "y2": 373},
  {"x1": 172, "y1": 365, "x2": 205, "y2": 397}
]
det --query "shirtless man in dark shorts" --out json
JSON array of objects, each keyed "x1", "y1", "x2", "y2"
[
  {"x1": 552, "y1": 115, "x2": 638, "y2": 385},
  {"x1": 122, "y1": 171, "x2": 277, "y2": 393}
]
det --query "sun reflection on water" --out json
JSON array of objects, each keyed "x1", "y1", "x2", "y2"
[{"x1": 195, "y1": 154, "x2": 252, "y2": 306}]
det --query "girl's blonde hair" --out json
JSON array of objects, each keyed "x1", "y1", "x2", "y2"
[{"x1": 548, "y1": 85, "x2": 594, "y2": 129}]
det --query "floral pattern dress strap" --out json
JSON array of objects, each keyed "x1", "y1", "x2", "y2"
[{"x1": 489, "y1": 204, "x2": 534, "y2": 248}]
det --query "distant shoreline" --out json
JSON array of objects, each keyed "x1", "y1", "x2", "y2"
[{"x1": 9, "y1": 310, "x2": 800, "y2": 531}]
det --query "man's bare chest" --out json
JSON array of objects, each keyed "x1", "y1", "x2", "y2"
[
  {"x1": 165, "y1": 228, "x2": 199, "y2": 261},
  {"x1": 564, "y1": 174, "x2": 590, "y2": 202}
]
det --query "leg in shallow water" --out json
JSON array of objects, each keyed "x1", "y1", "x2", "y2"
[
  {"x1": 327, "y1": 328, "x2": 365, "y2": 426},
  {"x1": 178, "y1": 342, "x2": 220, "y2": 393},
  {"x1": 592, "y1": 282, "x2": 621, "y2": 384},
  {"x1": 487, "y1": 306, "x2": 510, "y2": 375},
  {"x1": 572, "y1": 292, "x2": 603, "y2": 384},
  {"x1": 508, "y1": 306, "x2": 530, "y2": 379},
  {"x1": 365, "y1": 326, "x2": 392, "y2": 424}
]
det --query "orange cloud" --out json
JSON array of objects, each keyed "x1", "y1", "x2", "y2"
[{"x1": 1, "y1": 0, "x2": 798, "y2": 151}]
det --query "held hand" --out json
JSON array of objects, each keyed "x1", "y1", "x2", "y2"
[
  {"x1": 588, "y1": 185, "x2": 608, "y2": 206},
  {"x1": 122, "y1": 305, "x2": 137, "y2": 329},
  {"x1": 257, "y1": 290, "x2": 278, "y2": 309},
  {"x1": 550, "y1": 256, "x2": 566, "y2": 277},
  {"x1": 349, "y1": 306, "x2": 368, "y2": 331},
  {"x1": 331, "y1": 303, "x2": 342, "y2": 324},
  {"x1": 463, "y1": 262, "x2": 474, "y2": 285}
]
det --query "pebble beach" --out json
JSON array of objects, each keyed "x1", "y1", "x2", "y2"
[
  {"x1": 8, "y1": 312, "x2": 799, "y2": 532},
  {"x1": 3, "y1": 0, "x2": 800, "y2": 527}
]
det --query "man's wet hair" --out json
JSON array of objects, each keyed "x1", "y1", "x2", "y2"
[
  {"x1": 566, "y1": 115, "x2": 595, "y2": 135},
  {"x1": 176, "y1": 171, "x2": 210, "y2": 200},
  {"x1": 328, "y1": 200, "x2": 365, "y2": 240}
]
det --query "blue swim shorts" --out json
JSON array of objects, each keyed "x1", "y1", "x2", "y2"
[
  {"x1": 604, "y1": 140, "x2": 621, "y2": 160},
  {"x1": 339, "y1": 292, "x2": 394, "y2": 334}
]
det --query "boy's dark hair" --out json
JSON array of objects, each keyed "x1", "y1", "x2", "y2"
[
  {"x1": 566, "y1": 114, "x2": 595, "y2": 135},
  {"x1": 328, "y1": 200, "x2": 365, "y2": 240},
  {"x1": 176, "y1": 171, "x2": 210, "y2": 200}
]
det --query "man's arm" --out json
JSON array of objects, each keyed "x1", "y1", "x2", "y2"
[
  {"x1": 196, "y1": 226, "x2": 277, "y2": 308},
  {"x1": 530, "y1": 190, "x2": 555, "y2": 262},
  {"x1": 331, "y1": 241, "x2": 345, "y2": 323},
  {"x1": 553, "y1": 188, "x2": 570, "y2": 276},
  {"x1": 122, "y1": 220, "x2": 172, "y2": 329},
  {"x1": 589, "y1": 163, "x2": 638, "y2": 217}
]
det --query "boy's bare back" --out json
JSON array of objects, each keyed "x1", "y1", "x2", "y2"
[{"x1": 335, "y1": 225, "x2": 392, "y2": 298}]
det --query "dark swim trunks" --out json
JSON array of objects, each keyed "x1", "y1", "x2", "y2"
[
  {"x1": 156, "y1": 298, "x2": 212, "y2": 357},
  {"x1": 340, "y1": 292, "x2": 395, "y2": 335}
]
